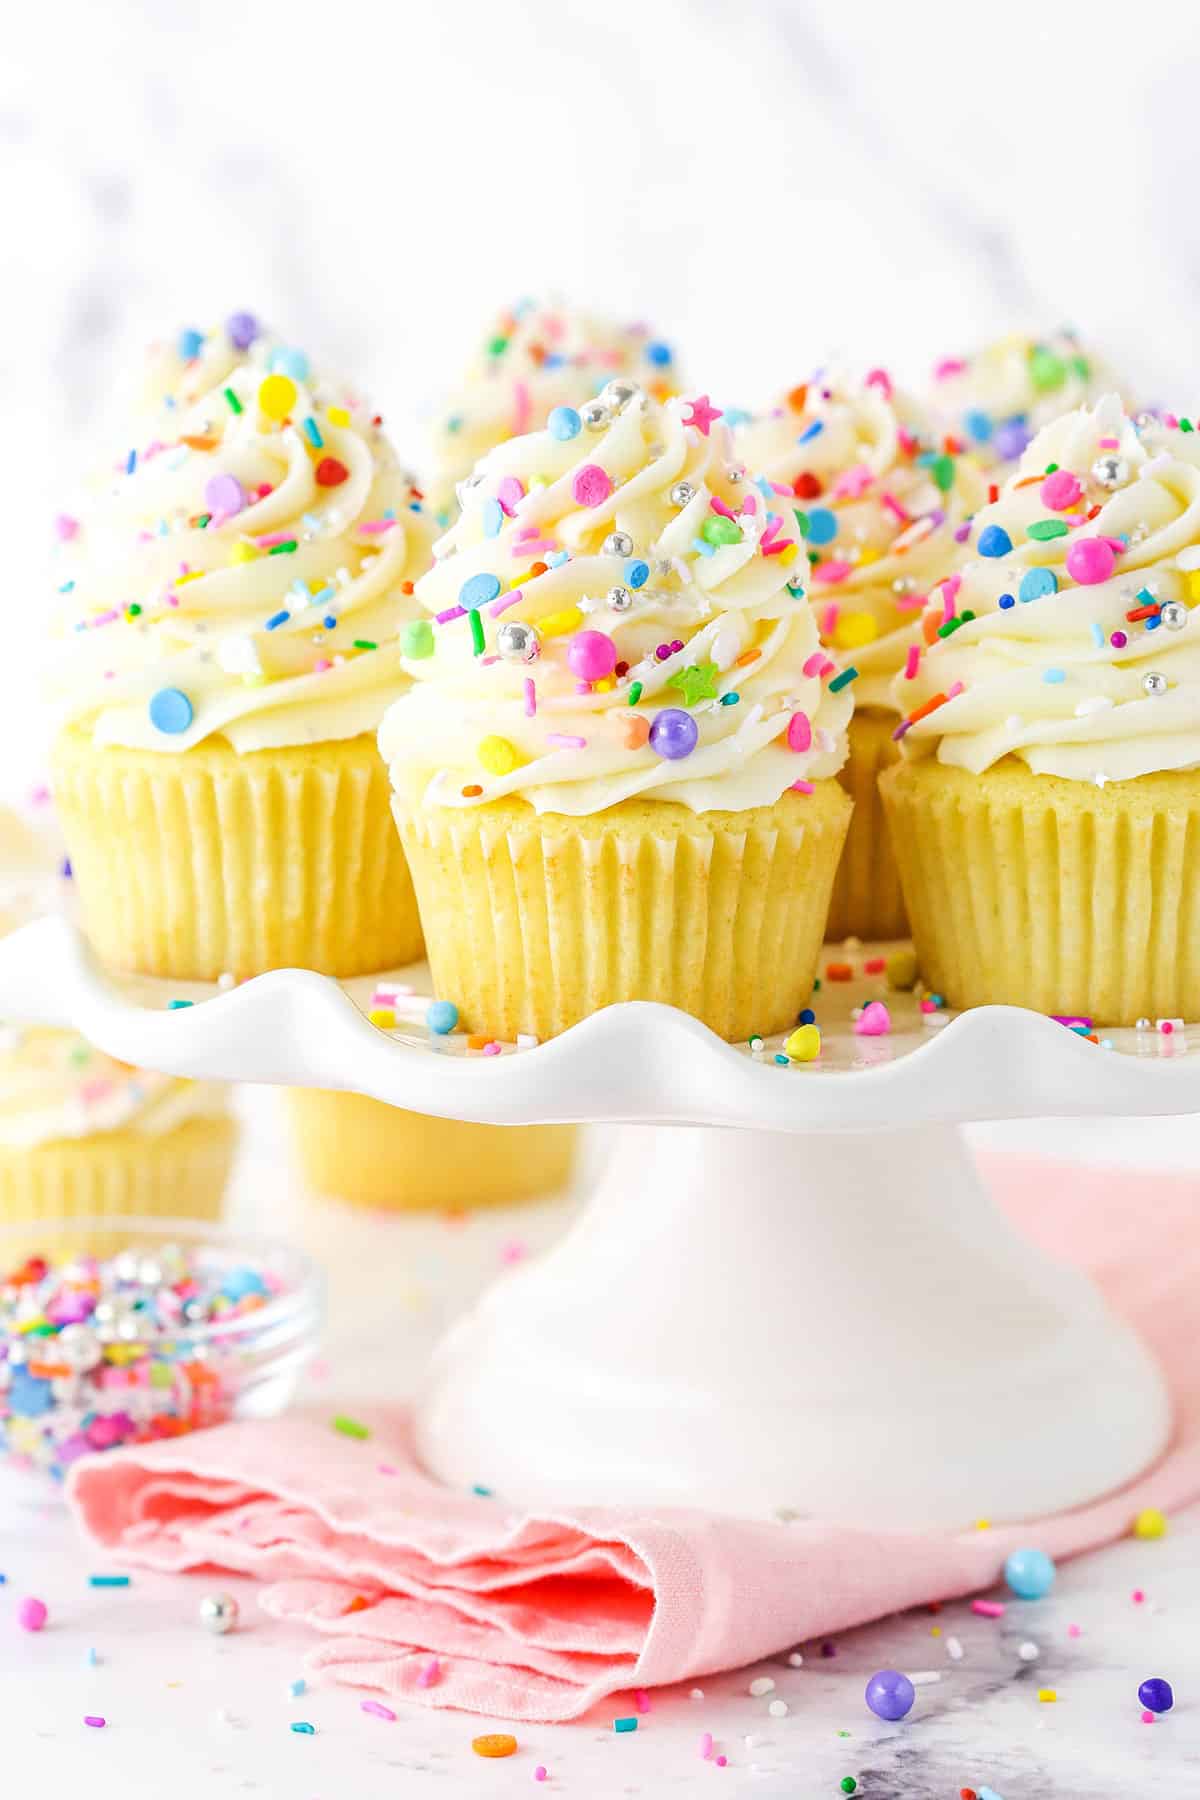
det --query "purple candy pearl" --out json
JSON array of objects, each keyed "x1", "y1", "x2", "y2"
[
  {"x1": 649, "y1": 707, "x2": 698, "y2": 761},
  {"x1": 993, "y1": 418, "x2": 1033, "y2": 463},
  {"x1": 1138, "y1": 1677, "x2": 1174, "y2": 1714},
  {"x1": 865, "y1": 1669, "x2": 915, "y2": 1722},
  {"x1": 226, "y1": 310, "x2": 260, "y2": 351}
]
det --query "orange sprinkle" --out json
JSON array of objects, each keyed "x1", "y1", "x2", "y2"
[
  {"x1": 466, "y1": 1034, "x2": 491, "y2": 1051},
  {"x1": 346, "y1": 1595, "x2": 371, "y2": 1614},
  {"x1": 461, "y1": 784, "x2": 483, "y2": 798},
  {"x1": 786, "y1": 384, "x2": 808, "y2": 412},
  {"x1": 1013, "y1": 472, "x2": 1044, "y2": 489},
  {"x1": 621, "y1": 715, "x2": 650, "y2": 749},
  {"x1": 401, "y1": 580, "x2": 414, "y2": 596},
  {"x1": 529, "y1": 561, "x2": 548, "y2": 577},
  {"x1": 180, "y1": 434, "x2": 219, "y2": 451},
  {"x1": 825, "y1": 962, "x2": 854, "y2": 982},
  {"x1": 734, "y1": 648, "x2": 761, "y2": 668},
  {"x1": 907, "y1": 691, "x2": 950, "y2": 726},
  {"x1": 28, "y1": 1363, "x2": 71, "y2": 1380},
  {"x1": 472, "y1": 1734, "x2": 518, "y2": 1759},
  {"x1": 922, "y1": 613, "x2": 941, "y2": 646}
]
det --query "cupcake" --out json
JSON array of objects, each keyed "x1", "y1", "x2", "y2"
[
  {"x1": 286, "y1": 1091, "x2": 577, "y2": 1212},
  {"x1": 428, "y1": 299, "x2": 680, "y2": 518},
  {"x1": 48, "y1": 315, "x2": 435, "y2": 981},
  {"x1": 736, "y1": 370, "x2": 984, "y2": 939},
  {"x1": 926, "y1": 329, "x2": 1122, "y2": 467},
  {"x1": 0, "y1": 1026, "x2": 235, "y2": 1236},
  {"x1": 881, "y1": 395, "x2": 1200, "y2": 1023},
  {"x1": 379, "y1": 384, "x2": 853, "y2": 1044}
]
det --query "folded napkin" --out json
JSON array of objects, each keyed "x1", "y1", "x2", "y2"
[{"x1": 68, "y1": 1152, "x2": 1200, "y2": 1722}]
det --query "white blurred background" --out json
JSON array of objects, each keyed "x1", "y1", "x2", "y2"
[{"x1": 3, "y1": 0, "x2": 1199, "y2": 1161}]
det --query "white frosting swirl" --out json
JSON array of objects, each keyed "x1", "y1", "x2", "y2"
[
  {"x1": 380, "y1": 389, "x2": 852, "y2": 816},
  {"x1": 48, "y1": 320, "x2": 435, "y2": 754},
  {"x1": 893, "y1": 396, "x2": 1200, "y2": 781},
  {"x1": 0, "y1": 1026, "x2": 227, "y2": 1151},
  {"x1": 428, "y1": 300, "x2": 681, "y2": 516},
  {"x1": 926, "y1": 330, "x2": 1122, "y2": 465},
  {"x1": 735, "y1": 372, "x2": 984, "y2": 708}
]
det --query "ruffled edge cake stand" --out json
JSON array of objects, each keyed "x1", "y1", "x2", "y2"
[{"x1": 0, "y1": 913, "x2": 1183, "y2": 1530}]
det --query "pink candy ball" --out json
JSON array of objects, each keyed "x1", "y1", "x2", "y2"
[
  {"x1": 571, "y1": 463, "x2": 613, "y2": 508},
  {"x1": 1066, "y1": 537, "x2": 1116, "y2": 586},
  {"x1": 1040, "y1": 469, "x2": 1082, "y2": 511},
  {"x1": 18, "y1": 1597, "x2": 48, "y2": 1632},
  {"x1": 567, "y1": 630, "x2": 618, "y2": 682}
]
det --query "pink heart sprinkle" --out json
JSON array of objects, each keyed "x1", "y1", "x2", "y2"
[{"x1": 854, "y1": 1000, "x2": 892, "y2": 1038}]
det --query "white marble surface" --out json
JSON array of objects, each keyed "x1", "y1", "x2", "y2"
[{"x1": 0, "y1": 1094, "x2": 1194, "y2": 1797}]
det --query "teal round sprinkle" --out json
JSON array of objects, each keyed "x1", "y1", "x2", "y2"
[
  {"x1": 719, "y1": 692, "x2": 740, "y2": 706},
  {"x1": 148, "y1": 687, "x2": 194, "y2": 734},
  {"x1": 774, "y1": 1053, "x2": 790, "y2": 1066},
  {"x1": 426, "y1": 1000, "x2": 459, "y2": 1035},
  {"x1": 548, "y1": 406, "x2": 582, "y2": 441},
  {"x1": 625, "y1": 559, "x2": 650, "y2": 589},
  {"x1": 459, "y1": 572, "x2": 501, "y2": 610},
  {"x1": 290, "y1": 1721, "x2": 316, "y2": 1735},
  {"x1": 271, "y1": 346, "x2": 310, "y2": 381},
  {"x1": 803, "y1": 507, "x2": 838, "y2": 546},
  {"x1": 401, "y1": 619, "x2": 435, "y2": 659},
  {"x1": 1042, "y1": 668, "x2": 1066, "y2": 684}
]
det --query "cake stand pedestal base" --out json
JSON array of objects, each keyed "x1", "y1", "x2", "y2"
[{"x1": 414, "y1": 1123, "x2": 1171, "y2": 1528}]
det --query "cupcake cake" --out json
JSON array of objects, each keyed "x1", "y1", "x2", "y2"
[
  {"x1": 429, "y1": 299, "x2": 680, "y2": 518},
  {"x1": 380, "y1": 383, "x2": 853, "y2": 1044},
  {"x1": 926, "y1": 329, "x2": 1120, "y2": 467},
  {"x1": 736, "y1": 370, "x2": 984, "y2": 939},
  {"x1": 0, "y1": 1026, "x2": 235, "y2": 1235},
  {"x1": 48, "y1": 315, "x2": 435, "y2": 981},
  {"x1": 882, "y1": 394, "x2": 1200, "y2": 1023}
]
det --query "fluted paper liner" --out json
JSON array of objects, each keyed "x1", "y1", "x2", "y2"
[
  {"x1": 882, "y1": 756, "x2": 1200, "y2": 1024},
  {"x1": 0, "y1": 1114, "x2": 236, "y2": 1258},
  {"x1": 287, "y1": 1090, "x2": 578, "y2": 1211},
  {"x1": 393, "y1": 782, "x2": 851, "y2": 1042},
  {"x1": 52, "y1": 727, "x2": 423, "y2": 981},
  {"x1": 826, "y1": 707, "x2": 907, "y2": 943}
]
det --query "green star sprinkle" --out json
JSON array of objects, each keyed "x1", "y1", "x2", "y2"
[{"x1": 668, "y1": 662, "x2": 720, "y2": 706}]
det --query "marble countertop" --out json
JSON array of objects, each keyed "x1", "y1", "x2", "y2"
[{"x1": 0, "y1": 1094, "x2": 1193, "y2": 1798}]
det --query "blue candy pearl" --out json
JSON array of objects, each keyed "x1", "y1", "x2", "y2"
[
  {"x1": 271, "y1": 346, "x2": 310, "y2": 382},
  {"x1": 803, "y1": 507, "x2": 838, "y2": 546},
  {"x1": 625, "y1": 559, "x2": 650, "y2": 589},
  {"x1": 864, "y1": 1670, "x2": 915, "y2": 1721},
  {"x1": 798, "y1": 1008, "x2": 816, "y2": 1025},
  {"x1": 426, "y1": 1000, "x2": 459, "y2": 1036},
  {"x1": 977, "y1": 524, "x2": 1013, "y2": 558},
  {"x1": 964, "y1": 408, "x2": 994, "y2": 443},
  {"x1": 547, "y1": 406, "x2": 582, "y2": 441},
  {"x1": 998, "y1": 593, "x2": 1016, "y2": 609},
  {"x1": 645, "y1": 341, "x2": 673, "y2": 367},
  {"x1": 1004, "y1": 1547, "x2": 1056, "y2": 1599},
  {"x1": 177, "y1": 327, "x2": 204, "y2": 360},
  {"x1": 459, "y1": 572, "x2": 501, "y2": 610},
  {"x1": 1138, "y1": 1677, "x2": 1173, "y2": 1714},
  {"x1": 648, "y1": 708, "x2": 699, "y2": 761}
]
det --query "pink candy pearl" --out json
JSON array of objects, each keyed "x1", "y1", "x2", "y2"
[
  {"x1": 567, "y1": 630, "x2": 618, "y2": 682},
  {"x1": 1040, "y1": 469, "x2": 1082, "y2": 510},
  {"x1": 854, "y1": 1001, "x2": 892, "y2": 1038},
  {"x1": 571, "y1": 464, "x2": 613, "y2": 508},
  {"x1": 18, "y1": 1597, "x2": 48, "y2": 1632},
  {"x1": 1066, "y1": 537, "x2": 1116, "y2": 585}
]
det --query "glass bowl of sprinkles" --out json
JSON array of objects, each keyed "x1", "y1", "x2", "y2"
[{"x1": 0, "y1": 1216, "x2": 323, "y2": 1479}]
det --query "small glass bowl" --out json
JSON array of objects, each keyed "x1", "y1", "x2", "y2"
[{"x1": 0, "y1": 1215, "x2": 324, "y2": 1479}]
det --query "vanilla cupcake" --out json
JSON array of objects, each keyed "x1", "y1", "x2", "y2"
[
  {"x1": 736, "y1": 370, "x2": 984, "y2": 939},
  {"x1": 926, "y1": 329, "x2": 1122, "y2": 467},
  {"x1": 380, "y1": 384, "x2": 852, "y2": 1044},
  {"x1": 882, "y1": 395, "x2": 1200, "y2": 1023},
  {"x1": 0, "y1": 1027, "x2": 235, "y2": 1233},
  {"x1": 429, "y1": 299, "x2": 680, "y2": 518},
  {"x1": 48, "y1": 315, "x2": 435, "y2": 981}
]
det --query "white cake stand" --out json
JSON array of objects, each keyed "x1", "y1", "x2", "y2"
[{"x1": 0, "y1": 914, "x2": 1185, "y2": 1531}]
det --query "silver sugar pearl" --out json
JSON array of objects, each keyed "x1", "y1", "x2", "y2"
[
  {"x1": 602, "y1": 530, "x2": 634, "y2": 558},
  {"x1": 602, "y1": 377, "x2": 641, "y2": 410},
  {"x1": 1091, "y1": 453, "x2": 1129, "y2": 489},
  {"x1": 182, "y1": 1297, "x2": 209, "y2": 1325},
  {"x1": 1143, "y1": 670, "x2": 1168, "y2": 696},
  {"x1": 199, "y1": 1593, "x2": 239, "y2": 1635},
  {"x1": 580, "y1": 399, "x2": 611, "y2": 432},
  {"x1": 455, "y1": 472, "x2": 485, "y2": 507},
  {"x1": 56, "y1": 1323, "x2": 103, "y2": 1373},
  {"x1": 607, "y1": 585, "x2": 633, "y2": 612},
  {"x1": 727, "y1": 467, "x2": 743, "y2": 483},
  {"x1": 892, "y1": 575, "x2": 918, "y2": 596},
  {"x1": 1136, "y1": 1017, "x2": 1152, "y2": 1031},
  {"x1": 496, "y1": 620, "x2": 541, "y2": 663},
  {"x1": 1161, "y1": 601, "x2": 1188, "y2": 631},
  {"x1": 669, "y1": 480, "x2": 696, "y2": 509}
]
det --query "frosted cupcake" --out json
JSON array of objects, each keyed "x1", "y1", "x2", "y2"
[
  {"x1": 882, "y1": 395, "x2": 1200, "y2": 1023},
  {"x1": 0, "y1": 1027, "x2": 235, "y2": 1233},
  {"x1": 48, "y1": 315, "x2": 435, "y2": 981},
  {"x1": 736, "y1": 370, "x2": 984, "y2": 939},
  {"x1": 926, "y1": 330, "x2": 1120, "y2": 467},
  {"x1": 429, "y1": 299, "x2": 680, "y2": 518},
  {"x1": 380, "y1": 384, "x2": 853, "y2": 1044}
]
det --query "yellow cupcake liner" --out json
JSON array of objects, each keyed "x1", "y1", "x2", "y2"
[
  {"x1": 52, "y1": 726, "x2": 422, "y2": 981},
  {"x1": 286, "y1": 1090, "x2": 578, "y2": 1212},
  {"x1": 826, "y1": 707, "x2": 907, "y2": 943},
  {"x1": 0, "y1": 1113, "x2": 237, "y2": 1260},
  {"x1": 881, "y1": 756, "x2": 1200, "y2": 1024},
  {"x1": 393, "y1": 781, "x2": 851, "y2": 1042}
]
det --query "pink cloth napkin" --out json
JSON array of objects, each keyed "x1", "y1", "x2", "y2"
[{"x1": 67, "y1": 1151, "x2": 1200, "y2": 1722}]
